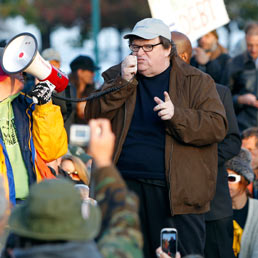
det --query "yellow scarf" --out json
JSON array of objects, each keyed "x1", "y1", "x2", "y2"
[{"x1": 233, "y1": 220, "x2": 243, "y2": 257}]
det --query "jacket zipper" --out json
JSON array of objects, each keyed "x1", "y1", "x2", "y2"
[
  {"x1": 114, "y1": 102, "x2": 127, "y2": 164},
  {"x1": 168, "y1": 141, "x2": 174, "y2": 215}
]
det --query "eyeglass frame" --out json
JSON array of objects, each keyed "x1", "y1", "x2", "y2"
[
  {"x1": 228, "y1": 174, "x2": 241, "y2": 183},
  {"x1": 129, "y1": 42, "x2": 163, "y2": 52}
]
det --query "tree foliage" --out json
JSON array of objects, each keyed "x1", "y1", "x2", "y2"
[
  {"x1": 0, "y1": 0, "x2": 151, "y2": 49},
  {"x1": 224, "y1": 0, "x2": 258, "y2": 28},
  {"x1": 101, "y1": 0, "x2": 151, "y2": 31},
  {"x1": 1, "y1": 0, "x2": 257, "y2": 44},
  {"x1": 0, "y1": 0, "x2": 92, "y2": 48}
]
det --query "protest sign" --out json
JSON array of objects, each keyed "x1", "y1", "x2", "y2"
[{"x1": 148, "y1": 0, "x2": 230, "y2": 41}]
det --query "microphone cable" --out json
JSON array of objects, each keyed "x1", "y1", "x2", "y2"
[{"x1": 52, "y1": 76, "x2": 135, "y2": 103}]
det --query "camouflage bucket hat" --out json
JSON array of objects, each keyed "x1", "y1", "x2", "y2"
[{"x1": 9, "y1": 179, "x2": 101, "y2": 241}]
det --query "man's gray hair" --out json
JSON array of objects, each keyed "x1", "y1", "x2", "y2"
[{"x1": 244, "y1": 22, "x2": 258, "y2": 36}]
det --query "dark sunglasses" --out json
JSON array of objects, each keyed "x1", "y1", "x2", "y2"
[{"x1": 228, "y1": 174, "x2": 241, "y2": 183}]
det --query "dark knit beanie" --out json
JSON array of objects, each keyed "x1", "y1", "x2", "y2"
[{"x1": 225, "y1": 148, "x2": 255, "y2": 183}]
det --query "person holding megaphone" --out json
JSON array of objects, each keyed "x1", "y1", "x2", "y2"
[{"x1": 0, "y1": 34, "x2": 68, "y2": 206}]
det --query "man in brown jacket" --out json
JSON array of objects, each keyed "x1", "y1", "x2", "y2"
[{"x1": 85, "y1": 18, "x2": 227, "y2": 258}]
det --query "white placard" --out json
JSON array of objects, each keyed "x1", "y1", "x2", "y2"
[{"x1": 147, "y1": 0, "x2": 230, "y2": 42}]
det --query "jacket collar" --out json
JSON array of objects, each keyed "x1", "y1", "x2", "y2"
[
  {"x1": 242, "y1": 50, "x2": 255, "y2": 65},
  {"x1": 171, "y1": 55, "x2": 201, "y2": 77}
]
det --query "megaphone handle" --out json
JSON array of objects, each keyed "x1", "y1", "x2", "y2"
[{"x1": 41, "y1": 65, "x2": 69, "y2": 93}]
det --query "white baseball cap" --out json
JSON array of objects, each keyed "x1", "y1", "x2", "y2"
[
  {"x1": 124, "y1": 18, "x2": 171, "y2": 41},
  {"x1": 41, "y1": 48, "x2": 61, "y2": 62}
]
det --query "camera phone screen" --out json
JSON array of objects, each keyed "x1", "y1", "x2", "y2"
[{"x1": 162, "y1": 232, "x2": 176, "y2": 256}]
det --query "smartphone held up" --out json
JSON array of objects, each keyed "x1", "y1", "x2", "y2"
[{"x1": 161, "y1": 228, "x2": 178, "y2": 258}]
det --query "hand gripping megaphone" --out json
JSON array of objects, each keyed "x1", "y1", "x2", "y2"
[{"x1": 0, "y1": 32, "x2": 68, "y2": 92}]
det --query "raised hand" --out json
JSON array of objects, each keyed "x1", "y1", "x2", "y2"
[
  {"x1": 88, "y1": 119, "x2": 115, "y2": 168},
  {"x1": 121, "y1": 55, "x2": 137, "y2": 81},
  {"x1": 153, "y1": 91, "x2": 174, "y2": 120},
  {"x1": 28, "y1": 81, "x2": 55, "y2": 105}
]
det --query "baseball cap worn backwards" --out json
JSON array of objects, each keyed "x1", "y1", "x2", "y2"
[
  {"x1": 124, "y1": 18, "x2": 171, "y2": 41},
  {"x1": 9, "y1": 179, "x2": 101, "y2": 241}
]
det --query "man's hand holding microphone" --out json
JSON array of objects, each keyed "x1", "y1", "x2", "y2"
[{"x1": 121, "y1": 55, "x2": 137, "y2": 82}]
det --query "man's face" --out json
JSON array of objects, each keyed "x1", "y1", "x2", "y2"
[
  {"x1": 227, "y1": 169, "x2": 245, "y2": 200},
  {"x1": 246, "y1": 34, "x2": 258, "y2": 60},
  {"x1": 198, "y1": 32, "x2": 217, "y2": 52},
  {"x1": 242, "y1": 136, "x2": 258, "y2": 173},
  {"x1": 131, "y1": 37, "x2": 171, "y2": 77},
  {"x1": 8, "y1": 72, "x2": 24, "y2": 93},
  {"x1": 50, "y1": 60, "x2": 61, "y2": 69}
]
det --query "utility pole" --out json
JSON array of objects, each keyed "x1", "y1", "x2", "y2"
[{"x1": 91, "y1": 0, "x2": 101, "y2": 86}]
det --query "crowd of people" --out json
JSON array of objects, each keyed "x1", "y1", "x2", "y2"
[{"x1": 0, "y1": 16, "x2": 258, "y2": 258}]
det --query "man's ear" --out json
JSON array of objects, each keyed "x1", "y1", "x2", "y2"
[
  {"x1": 179, "y1": 53, "x2": 190, "y2": 64},
  {"x1": 164, "y1": 45, "x2": 172, "y2": 58}
]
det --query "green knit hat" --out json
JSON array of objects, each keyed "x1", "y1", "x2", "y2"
[{"x1": 9, "y1": 179, "x2": 101, "y2": 241}]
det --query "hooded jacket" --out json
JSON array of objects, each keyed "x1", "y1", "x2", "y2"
[
  {"x1": 85, "y1": 55, "x2": 228, "y2": 215},
  {"x1": 0, "y1": 93, "x2": 67, "y2": 204}
]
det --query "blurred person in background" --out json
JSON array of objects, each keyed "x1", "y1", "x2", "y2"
[
  {"x1": 60, "y1": 154, "x2": 90, "y2": 185},
  {"x1": 41, "y1": 48, "x2": 61, "y2": 69},
  {"x1": 241, "y1": 127, "x2": 258, "y2": 199},
  {"x1": 224, "y1": 22, "x2": 258, "y2": 132},
  {"x1": 69, "y1": 55, "x2": 99, "y2": 124},
  {"x1": 190, "y1": 30, "x2": 230, "y2": 84},
  {"x1": 5, "y1": 178, "x2": 102, "y2": 258},
  {"x1": 172, "y1": 30, "x2": 240, "y2": 258},
  {"x1": 225, "y1": 148, "x2": 258, "y2": 258},
  {"x1": 2, "y1": 118, "x2": 143, "y2": 258},
  {"x1": 68, "y1": 144, "x2": 92, "y2": 173}
]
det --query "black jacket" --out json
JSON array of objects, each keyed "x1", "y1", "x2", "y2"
[
  {"x1": 191, "y1": 49, "x2": 230, "y2": 85},
  {"x1": 224, "y1": 51, "x2": 258, "y2": 131},
  {"x1": 205, "y1": 84, "x2": 241, "y2": 221}
]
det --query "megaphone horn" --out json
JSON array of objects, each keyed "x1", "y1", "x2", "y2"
[{"x1": 1, "y1": 32, "x2": 68, "y2": 93}]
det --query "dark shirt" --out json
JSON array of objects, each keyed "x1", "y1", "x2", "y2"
[
  {"x1": 191, "y1": 53, "x2": 230, "y2": 84},
  {"x1": 233, "y1": 198, "x2": 249, "y2": 229},
  {"x1": 117, "y1": 66, "x2": 171, "y2": 179}
]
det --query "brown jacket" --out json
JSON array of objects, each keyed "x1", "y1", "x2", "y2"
[{"x1": 85, "y1": 56, "x2": 228, "y2": 215}]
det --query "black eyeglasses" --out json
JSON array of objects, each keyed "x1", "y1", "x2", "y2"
[
  {"x1": 228, "y1": 174, "x2": 241, "y2": 183},
  {"x1": 129, "y1": 42, "x2": 162, "y2": 52}
]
